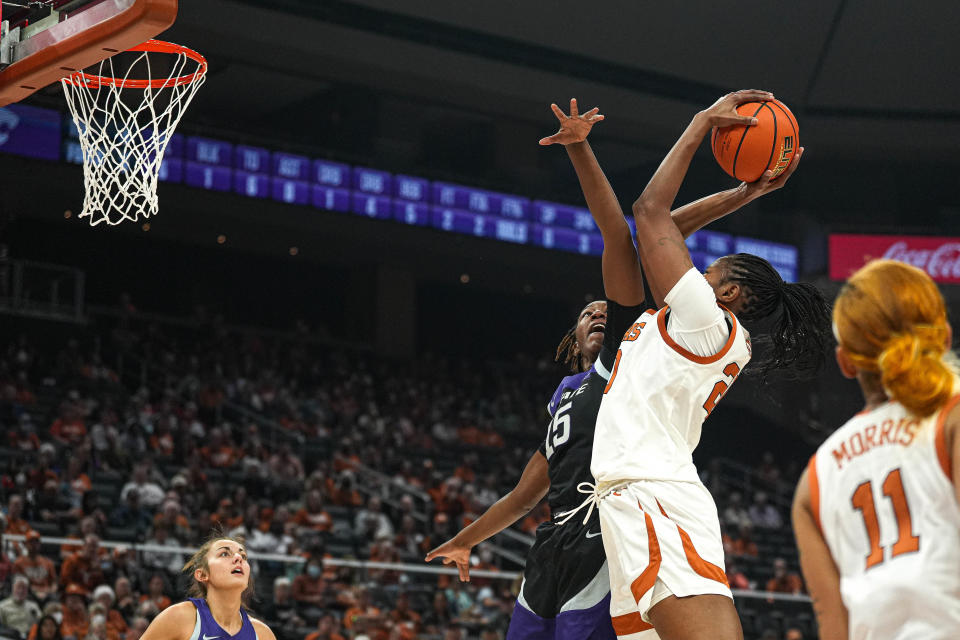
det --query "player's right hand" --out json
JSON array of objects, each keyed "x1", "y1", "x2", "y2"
[
  {"x1": 425, "y1": 539, "x2": 473, "y2": 582},
  {"x1": 539, "y1": 98, "x2": 604, "y2": 146}
]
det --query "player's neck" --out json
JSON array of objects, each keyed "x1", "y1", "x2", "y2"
[
  {"x1": 857, "y1": 371, "x2": 888, "y2": 411},
  {"x1": 206, "y1": 590, "x2": 244, "y2": 633}
]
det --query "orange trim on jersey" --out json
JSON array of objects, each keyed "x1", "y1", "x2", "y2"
[
  {"x1": 611, "y1": 612, "x2": 654, "y2": 635},
  {"x1": 629, "y1": 505, "x2": 662, "y2": 603},
  {"x1": 934, "y1": 394, "x2": 960, "y2": 482},
  {"x1": 655, "y1": 500, "x2": 728, "y2": 586},
  {"x1": 807, "y1": 454, "x2": 822, "y2": 534},
  {"x1": 655, "y1": 304, "x2": 738, "y2": 365}
]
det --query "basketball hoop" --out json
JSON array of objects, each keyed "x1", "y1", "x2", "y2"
[{"x1": 61, "y1": 39, "x2": 207, "y2": 226}]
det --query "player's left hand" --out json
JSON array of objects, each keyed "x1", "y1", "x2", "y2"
[
  {"x1": 539, "y1": 98, "x2": 604, "y2": 146},
  {"x1": 700, "y1": 89, "x2": 775, "y2": 128},
  {"x1": 742, "y1": 146, "x2": 804, "y2": 199},
  {"x1": 425, "y1": 539, "x2": 473, "y2": 582}
]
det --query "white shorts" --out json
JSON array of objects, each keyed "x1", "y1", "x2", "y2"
[{"x1": 599, "y1": 479, "x2": 731, "y2": 638}]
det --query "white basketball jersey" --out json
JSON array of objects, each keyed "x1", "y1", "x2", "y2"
[
  {"x1": 812, "y1": 396, "x2": 960, "y2": 640},
  {"x1": 591, "y1": 305, "x2": 751, "y2": 486}
]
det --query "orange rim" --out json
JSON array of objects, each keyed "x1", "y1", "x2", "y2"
[{"x1": 63, "y1": 39, "x2": 206, "y2": 89}]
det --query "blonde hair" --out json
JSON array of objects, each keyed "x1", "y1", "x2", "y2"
[
  {"x1": 181, "y1": 531, "x2": 254, "y2": 605},
  {"x1": 834, "y1": 259, "x2": 957, "y2": 416}
]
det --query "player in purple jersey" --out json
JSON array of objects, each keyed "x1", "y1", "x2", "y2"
[
  {"x1": 426, "y1": 99, "x2": 800, "y2": 639},
  {"x1": 139, "y1": 535, "x2": 276, "y2": 640}
]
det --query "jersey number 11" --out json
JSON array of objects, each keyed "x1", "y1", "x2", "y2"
[{"x1": 851, "y1": 467, "x2": 920, "y2": 570}]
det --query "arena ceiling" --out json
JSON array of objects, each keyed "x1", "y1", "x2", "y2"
[{"x1": 161, "y1": 0, "x2": 960, "y2": 165}]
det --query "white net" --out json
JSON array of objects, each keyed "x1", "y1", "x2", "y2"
[{"x1": 61, "y1": 42, "x2": 206, "y2": 226}]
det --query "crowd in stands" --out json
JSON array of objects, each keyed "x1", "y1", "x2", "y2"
[{"x1": 0, "y1": 306, "x2": 815, "y2": 640}]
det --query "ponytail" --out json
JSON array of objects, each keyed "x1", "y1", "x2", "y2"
[
  {"x1": 834, "y1": 259, "x2": 957, "y2": 417},
  {"x1": 724, "y1": 253, "x2": 832, "y2": 380}
]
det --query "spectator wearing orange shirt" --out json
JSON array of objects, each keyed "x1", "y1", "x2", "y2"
[
  {"x1": 6, "y1": 495, "x2": 34, "y2": 537},
  {"x1": 60, "y1": 584, "x2": 89, "y2": 640},
  {"x1": 291, "y1": 558, "x2": 327, "y2": 609},
  {"x1": 138, "y1": 575, "x2": 171, "y2": 613},
  {"x1": 14, "y1": 531, "x2": 58, "y2": 601},
  {"x1": 49, "y1": 406, "x2": 87, "y2": 447},
  {"x1": 343, "y1": 588, "x2": 382, "y2": 632},
  {"x1": 200, "y1": 428, "x2": 238, "y2": 468},
  {"x1": 59, "y1": 536, "x2": 104, "y2": 593},
  {"x1": 730, "y1": 524, "x2": 759, "y2": 558},
  {"x1": 766, "y1": 558, "x2": 804, "y2": 595},
  {"x1": 387, "y1": 592, "x2": 420, "y2": 636},
  {"x1": 152, "y1": 501, "x2": 191, "y2": 541},
  {"x1": 304, "y1": 614, "x2": 345, "y2": 640},
  {"x1": 293, "y1": 491, "x2": 333, "y2": 533}
]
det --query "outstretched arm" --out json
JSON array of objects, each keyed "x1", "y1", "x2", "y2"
[
  {"x1": 425, "y1": 450, "x2": 549, "y2": 581},
  {"x1": 542, "y1": 97, "x2": 801, "y2": 306},
  {"x1": 631, "y1": 89, "x2": 772, "y2": 304}
]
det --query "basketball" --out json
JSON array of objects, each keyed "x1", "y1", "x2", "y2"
[{"x1": 711, "y1": 99, "x2": 799, "y2": 182}]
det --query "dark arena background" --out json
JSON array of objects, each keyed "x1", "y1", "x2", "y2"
[{"x1": 1, "y1": 2, "x2": 960, "y2": 640}]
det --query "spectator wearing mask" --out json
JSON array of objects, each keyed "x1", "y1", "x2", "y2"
[
  {"x1": 90, "y1": 586, "x2": 126, "y2": 640},
  {"x1": 0, "y1": 575, "x2": 42, "y2": 636},
  {"x1": 15, "y1": 531, "x2": 58, "y2": 602},
  {"x1": 291, "y1": 558, "x2": 327, "y2": 610}
]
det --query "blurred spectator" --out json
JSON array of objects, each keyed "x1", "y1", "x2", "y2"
[
  {"x1": 28, "y1": 615, "x2": 60, "y2": 640},
  {"x1": 0, "y1": 575, "x2": 42, "y2": 636},
  {"x1": 421, "y1": 593, "x2": 452, "y2": 634},
  {"x1": 112, "y1": 578, "x2": 136, "y2": 621},
  {"x1": 61, "y1": 584, "x2": 90, "y2": 640},
  {"x1": 354, "y1": 497, "x2": 393, "y2": 541},
  {"x1": 109, "y1": 492, "x2": 152, "y2": 539},
  {"x1": 294, "y1": 491, "x2": 332, "y2": 534},
  {"x1": 722, "y1": 493, "x2": 751, "y2": 530},
  {"x1": 14, "y1": 531, "x2": 58, "y2": 602},
  {"x1": 261, "y1": 577, "x2": 303, "y2": 630},
  {"x1": 124, "y1": 618, "x2": 148, "y2": 640},
  {"x1": 442, "y1": 624, "x2": 464, "y2": 640},
  {"x1": 784, "y1": 628, "x2": 804, "y2": 640},
  {"x1": 152, "y1": 502, "x2": 191, "y2": 542},
  {"x1": 343, "y1": 589, "x2": 381, "y2": 633},
  {"x1": 6, "y1": 495, "x2": 34, "y2": 537},
  {"x1": 60, "y1": 536, "x2": 105, "y2": 593},
  {"x1": 120, "y1": 466, "x2": 165, "y2": 510},
  {"x1": 141, "y1": 527, "x2": 182, "y2": 574},
  {"x1": 757, "y1": 452, "x2": 781, "y2": 487},
  {"x1": 91, "y1": 586, "x2": 126, "y2": 640},
  {"x1": 725, "y1": 562, "x2": 750, "y2": 590},
  {"x1": 729, "y1": 524, "x2": 759, "y2": 558},
  {"x1": 304, "y1": 613, "x2": 345, "y2": 640},
  {"x1": 748, "y1": 492, "x2": 782, "y2": 530},
  {"x1": 84, "y1": 610, "x2": 108, "y2": 640},
  {"x1": 766, "y1": 558, "x2": 804, "y2": 595},
  {"x1": 138, "y1": 575, "x2": 171, "y2": 613},
  {"x1": 49, "y1": 405, "x2": 87, "y2": 447},
  {"x1": 387, "y1": 593, "x2": 420, "y2": 636},
  {"x1": 291, "y1": 559, "x2": 327, "y2": 610}
]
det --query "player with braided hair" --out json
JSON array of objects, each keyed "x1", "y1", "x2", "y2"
[
  {"x1": 427, "y1": 97, "x2": 801, "y2": 640},
  {"x1": 557, "y1": 90, "x2": 832, "y2": 640},
  {"x1": 793, "y1": 259, "x2": 960, "y2": 640}
]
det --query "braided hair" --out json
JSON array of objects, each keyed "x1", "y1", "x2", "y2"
[
  {"x1": 722, "y1": 253, "x2": 832, "y2": 380},
  {"x1": 555, "y1": 324, "x2": 583, "y2": 373}
]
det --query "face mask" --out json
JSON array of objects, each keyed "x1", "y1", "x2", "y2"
[
  {"x1": 91, "y1": 615, "x2": 106, "y2": 627},
  {"x1": 307, "y1": 565, "x2": 321, "y2": 578},
  {"x1": 52, "y1": 613, "x2": 63, "y2": 625}
]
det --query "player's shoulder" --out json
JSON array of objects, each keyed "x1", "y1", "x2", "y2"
[
  {"x1": 249, "y1": 617, "x2": 276, "y2": 640},
  {"x1": 145, "y1": 601, "x2": 198, "y2": 640},
  {"x1": 547, "y1": 370, "x2": 591, "y2": 416}
]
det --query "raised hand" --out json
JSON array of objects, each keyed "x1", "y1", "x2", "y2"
[
  {"x1": 742, "y1": 146, "x2": 805, "y2": 199},
  {"x1": 539, "y1": 98, "x2": 604, "y2": 146},
  {"x1": 424, "y1": 538, "x2": 472, "y2": 582},
  {"x1": 700, "y1": 89, "x2": 775, "y2": 129}
]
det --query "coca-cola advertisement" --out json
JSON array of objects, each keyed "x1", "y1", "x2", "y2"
[{"x1": 830, "y1": 234, "x2": 960, "y2": 284}]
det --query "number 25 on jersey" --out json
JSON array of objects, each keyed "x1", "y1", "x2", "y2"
[{"x1": 544, "y1": 401, "x2": 571, "y2": 460}]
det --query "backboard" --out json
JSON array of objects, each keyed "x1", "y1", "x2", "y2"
[{"x1": 0, "y1": 0, "x2": 177, "y2": 107}]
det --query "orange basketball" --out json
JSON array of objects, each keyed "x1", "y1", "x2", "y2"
[{"x1": 711, "y1": 98, "x2": 799, "y2": 183}]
